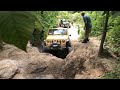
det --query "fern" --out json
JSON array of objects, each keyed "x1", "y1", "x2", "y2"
[{"x1": 0, "y1": 11, "x2": 42, "y2": 51}]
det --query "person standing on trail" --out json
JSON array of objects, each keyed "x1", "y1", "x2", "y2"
[
  {"x1": 81, "y1": 11, "x2": 92, "y2": 43},
  {"x1": 59, "y1": 19, "x2": 63, "y2": 27}
]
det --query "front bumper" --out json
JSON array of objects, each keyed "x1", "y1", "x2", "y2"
[{"x1": 45, "y1": 43, "x2": 66, "y2": 50}]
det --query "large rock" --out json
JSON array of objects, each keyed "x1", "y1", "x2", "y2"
[
  {"x1": 61, "y1": 57, "x2": 85, "y2": 79},
  {"x1": 8, "y1": 49, "x2": 29, "y2": 61},
  {"x1": 0, "y1": 44, "x2": 28, "y2": 61},
  {"x1": 24, "y1": 60, "x2": 48, "y2": 74},
  {"x1": 0, "y1": 59, "x2": 19, "y2": 79}
]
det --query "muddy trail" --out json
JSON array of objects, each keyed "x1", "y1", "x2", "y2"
[{"x1": 0, "y1": 37, "x2": 117, "y2": 79}]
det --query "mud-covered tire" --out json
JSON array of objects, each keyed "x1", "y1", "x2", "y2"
[
  {"x1": 66, "y1": 41, "x2": 71, "y2": 47},
  {"x1": 66, "y1": 41, "x2": 72, "y2": 53},
  {"x1": 68, "y1": 47, "x2": 73, "y2": 53},
  {"x1": 65, "y1": 47, "x2": 73, "y2": 54}
]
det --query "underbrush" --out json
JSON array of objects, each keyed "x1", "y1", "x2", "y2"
[{"x1": 102, "y1": 61, "x2": 120, "y2": 79}]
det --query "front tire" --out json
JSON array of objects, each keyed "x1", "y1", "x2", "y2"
[
  {"x1": 66, "y1": 41, "x2": 71, "y2": 47},
  {"x1": 66, "y1": 41, "x2": 73, "y2": 53},
  {"x1": 41, "y1": 42, "x2": 47, "y2": 52}
]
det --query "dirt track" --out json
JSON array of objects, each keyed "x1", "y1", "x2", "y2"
[{"x1": 0, "y1": 37, "x2": 117, "y2": 79}]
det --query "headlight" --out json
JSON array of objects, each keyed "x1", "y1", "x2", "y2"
[
  {"x1": 66, "y1": 39, "x2": 69, "y2": 41},
  {"x1": 47, "y1": 40, "x2": 50, "y2": 43},
  {"x1": 62, "y1": 40, "x2": 65, "y2": 43}
]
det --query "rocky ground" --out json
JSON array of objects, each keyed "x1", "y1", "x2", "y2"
[{"x1": 0, "y1": 37, "x2": 117, "y2": 79}]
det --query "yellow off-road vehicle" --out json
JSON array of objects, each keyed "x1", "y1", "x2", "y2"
[{"x1": 41, "y1": 27, "x2": 72, "y2": 52}]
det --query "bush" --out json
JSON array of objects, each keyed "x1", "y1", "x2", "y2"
[
  {"x1": 103, "y1": 63, "x2": 120, "y2": 79},
  {"x1": 79, "y1": 29, "x2": 85, "y2": 41},
  {"x1": 89, "y1": 11, "x2": 120, "y2": 57},
  {"x1": 105, "y1": 16, "x2": 120, "y2": 55},
  {"x1": 89, "y1": 11, "x2": 105, "y2": 37}
]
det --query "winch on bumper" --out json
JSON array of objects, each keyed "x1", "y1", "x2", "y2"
[{"x1": 48, "y1": 43, "x2": 66, "y2": 50}]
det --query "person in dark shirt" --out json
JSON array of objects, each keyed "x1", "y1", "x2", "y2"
[
  {"x1": 59, "y1": 19, "x2": 63, "y2": 27},
  {"x1": 81, "y1": 11, "x2": 92, "y2": 43}
]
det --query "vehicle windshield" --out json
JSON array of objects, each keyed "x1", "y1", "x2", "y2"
[
  {"x1": 48, "y1": 29, "x2": 67, "y2": 35},
  {"x1": 63, "y1": 22, "x2": 69, "y2": 24}
]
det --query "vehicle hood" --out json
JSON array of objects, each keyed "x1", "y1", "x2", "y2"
[{"x1": 46, "y1": 35, "x2": 69, "y2": 40}]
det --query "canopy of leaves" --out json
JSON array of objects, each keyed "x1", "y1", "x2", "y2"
[
  {"x1": 89, "y1": 11, "x2": 105, "y2": 36},
  {"x1": 57, "y1": 11, "x2": 72, "y2": 22},
  {"x1": 40, "y1": 11, "x2": 59, "y2": 39},
  {"x1": 105, "y1": 16, "x2": 120, "y2": 54},
  {"x1": 40, "y1": 11, "x2": 59, "y2": 28}
]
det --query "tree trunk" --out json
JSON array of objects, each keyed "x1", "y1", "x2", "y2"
[{"x1": 98, "y1": 11, "x2": 109, "y2": 56}]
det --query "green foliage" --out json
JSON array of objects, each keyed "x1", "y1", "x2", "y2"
[
  {"x1": 88, "y1": 11, "x2": 120, "y2": 56},
  {"x1": 111, "y1": 11, "x2": 120, "y2": 18},
  {"x1": 41, "y1": 11, "x2": 58, "y2": 28},
  {"x1": 72, "y1": 12, "x2": 83, "y2": 24},
  {"x1": 57, "y1": 11, "x2": 83, "y2": 25},
  {"x1": 105, "y1": 16, "x2": 120, "y2": 54},
  {"x1": 57, "y1": 11, "x2": 72, "y2": 21},
  {"x1": 40, "y1": 11, "x2": 59, "y2": 39},
  {"x1": 89, "y1": 11, "x2": 105, "y2": 36},
  {"x1": 0, "y1": 11, "x2": 40, "y2": 51},
  {"x1": 79, "y1": 30, "x2": 85, "y2": 40},
  {"x1": 103, "y1": 63, "x2": 120, "y2": 79}
]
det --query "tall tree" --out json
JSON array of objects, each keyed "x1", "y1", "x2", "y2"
[{"x1": 98, "y1": 11, "x2": 110, "y2": 56}]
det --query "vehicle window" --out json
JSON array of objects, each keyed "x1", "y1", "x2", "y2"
[
  {"x1": 48, "y1": 30, "x2": 54, "y2": 35},
  {"x1": 54, "y1": 30, "x2": 61, "y2": 35},
  {"x1": 48, "y1": 29, "x2": 67, "y2": 35}
]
